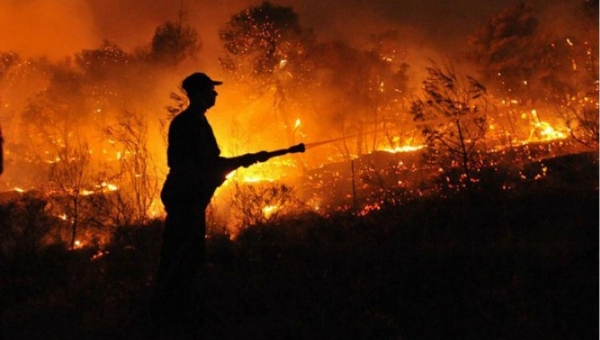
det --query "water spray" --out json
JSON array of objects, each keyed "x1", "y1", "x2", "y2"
[{"x1": 303, "y1": 130, "x2": 383, "y2": 149}]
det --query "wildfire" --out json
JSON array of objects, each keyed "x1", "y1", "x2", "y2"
[
  {"x1": 225, "y1": 170, "x2": 275, "y2": 183},
  {"x1": 358, "y1": 202, "x2": 381, "y2": 216},
  {"x1": 101, "y1": 182, "x2": 118, "y2": 191},
  {"x1": 262, "y1": 205, "x2": 279, "y2": 218},
  {"x1": 527, "y1": 110, "x2": 568, "y2": 142},
  {"x1": 529, "y1": 121, "x2": 567, "y2": 142},
  {"x1": 381, "y1": 144, "x2": 425, "y2": 153},
  {"x1": 80, "y1": 189, "x2": 95, "y2": 196},
  {"x1": 379, "y1": 136, "x2": 425, "y2": 154}
]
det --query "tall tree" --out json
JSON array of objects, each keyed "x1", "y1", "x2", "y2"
[
  {"x1": 48, "y1": 140, "x2": 93, "y2": 249},
  {"x1": 469, "y1": 3, "x2": 548, "y2": 103},
  {"x1": 149, "y1": 21, "x2": 199, "y2": 66},
  {"x1": 104, "y1": 109, "x2": 158, "y2": 226},
  {"x1": 219, "y1": 2, "x2": 316, "y2": 144}
]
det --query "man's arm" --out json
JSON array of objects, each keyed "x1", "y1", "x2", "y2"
[{"x1": 214, "y1": 144, "x2": 305, "y2": 186}]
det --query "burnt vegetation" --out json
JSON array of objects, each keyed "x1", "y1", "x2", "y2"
[
  {"x1": 1, "y1": 151, "x2": 597, "y2": 340},
  {"x1": 0, "y1": 1, "x2": 598, "y2": 339}
]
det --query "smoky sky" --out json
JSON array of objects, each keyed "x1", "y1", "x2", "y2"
[{"x1": 0, "y1": 0, "x2": 581, "y2": 69}]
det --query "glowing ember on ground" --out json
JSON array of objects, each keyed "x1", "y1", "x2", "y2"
[
  {"x1": 529, "y1": 121, "x2": 567, "y2": 142},
  {"x1": 381, "y1": 145, "x2": 425, "y2": 153},
  {"x1": 101, "y1": 182, "x2": 118, "y2": 191},
  {"x1": 262, "y1": 205, "x2": 279, "y2": 218},
  {"x1": 91, "y1": 250, "x2": 109, "y2": 261}
]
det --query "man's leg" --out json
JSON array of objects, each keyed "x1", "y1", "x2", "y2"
[{"x1": 153, "y1": 206, "x2": 206, "y2": 337}]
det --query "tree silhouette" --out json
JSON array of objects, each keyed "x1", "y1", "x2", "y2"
[
  {"x1": 410, "y1": 65, "x2": 489, "y2": 192},
  {"x1": 48, "y1": 140, "x2": 94, "y2": 249},
  {"x1": 103, "y1": 109, "x2": 158, "y2": 226},
  {"x1": 149, "y1": 21, "x2": 199, "y2": 66}
]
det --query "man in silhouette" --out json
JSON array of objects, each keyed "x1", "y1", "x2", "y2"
[{"x1": 153, "y1": 72, "x2": 268, "y2": 336}]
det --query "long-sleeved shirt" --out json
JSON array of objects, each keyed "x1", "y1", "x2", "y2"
[
  {"x1": 162, "y1": 108, "x2": 222, "y2": 208},
  {"x1": 167, "y1": 108, "x2": 221, "y2": 175}
]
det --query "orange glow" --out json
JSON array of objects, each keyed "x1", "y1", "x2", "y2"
[
  {"x1": 528, "y1": 121, "x2": 567, "y2": 142},
  {"x1": 0, "y1": 1, "x2": 595, "y2": 245},
  {"x1": 262, "y1": 205, "x2": 279, "y2": 218},
  {"x1": 381, "y1": 144, "x2": 425, "y2": 153}
]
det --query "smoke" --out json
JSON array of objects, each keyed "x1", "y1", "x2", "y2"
[
  {"x1": 0, "y1": 0, "x2": 575, "y2": 66},
  {"x1": 0, "y1": 0, "x2": 589, "y2": 188},
  {"x1": 0, "y1": 0, "x2": 99, "y2": 59}
]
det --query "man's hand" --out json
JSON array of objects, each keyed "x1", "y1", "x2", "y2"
[
  {"x1": 254, "y1": 151, "x2": 270, "y2": 163},
  {"x1": 239, "y1": 151, "x2": 269, "y2": 168}
]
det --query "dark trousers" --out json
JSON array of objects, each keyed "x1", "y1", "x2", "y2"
[{"x1": 153, "y1": 204, "x2": 207, "y2": 337}]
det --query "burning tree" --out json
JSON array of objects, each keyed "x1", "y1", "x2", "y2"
[
  {"x1": 468, "y1": 3, "x2": 549, "y2": 103},
  {"x1": 47, "y1": 141, "x2": 96, "y2": 249},
  {"x1": 219, "y1": 1, "x2": 316, "y2": 145},
  {"x1": 76, "y1": 41, "x2": 130, "y2": 84},
  {"x1": 229, "y1": 182, "x2": 303, "y2": 230},
  {"x1": 410, "y1": 65, "x2": 489, "y2": 192},
  {"x1": 311, "y1": 41, "x2": 378, "y2": 158},
  {"x1": 104, "y1": 109, "x2": 159, "y2": 226},
  {"x1": 553, "y1": 0, "x2": 599, "y2": 149},
  {"x1": 469, "y1": 1, "x2": 599, "y2": 148},
  {"x1": 366, "y1": 30, "x2": 413, "y2": 152},
  {"x1": 0, "y1": 19, "x2": 201, "y2": 246},
  {"x1": 310, "y1": 39, "x2": 412, "y2": 158},
  {"x1": 147, "y1": 20, "x2": 199, "y2": 66}
]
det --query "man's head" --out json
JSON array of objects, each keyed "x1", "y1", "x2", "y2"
[{"x1": 182, "y1": 72, "x2": 222, "y2": 109}]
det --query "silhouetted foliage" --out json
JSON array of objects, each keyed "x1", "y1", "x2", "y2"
[
  {"x1": 149, "y1": 21, "x2": 199, "y2": 66},
  {"x1": 2, "y1": 154, "x2": 597, "y2": 339},
  {"x1": 219, "y1": 2, "x2": 314, "y2": 88},
  {"x1": 76, "y1": 41, "x2": 130, "y2": 82},
  {"x1": 411, "y1": 64, "x2": 489, "y2": 192},
  {"x1": 103, "y1": 109, "x2": 158, "y2": 227},
  {"x1": 0, "y1": 194, "x2": 62, "y2": 255}
]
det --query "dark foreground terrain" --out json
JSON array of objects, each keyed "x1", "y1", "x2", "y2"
[{"x1": 2, "y1": 152, "x2": 598, "y2": 340}]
